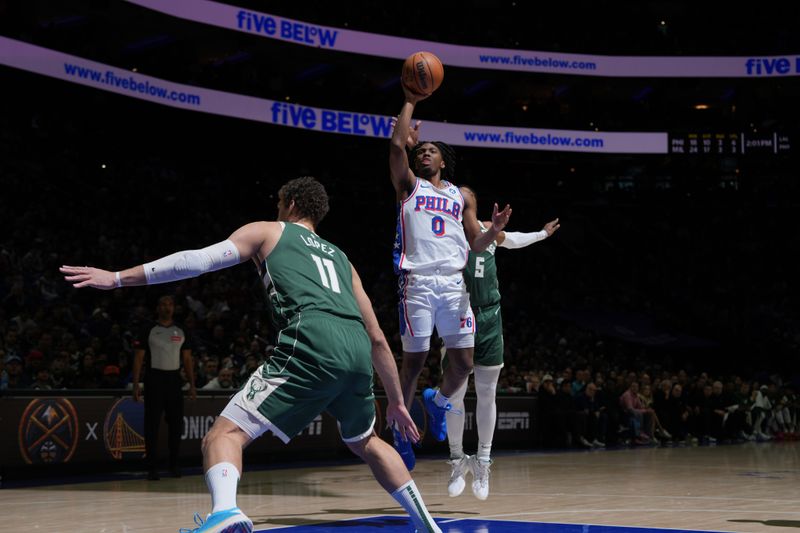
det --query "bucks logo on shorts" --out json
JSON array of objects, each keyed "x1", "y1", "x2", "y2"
[{"x1": 246, "y1": 378, "x2": 267, "y2": 401}]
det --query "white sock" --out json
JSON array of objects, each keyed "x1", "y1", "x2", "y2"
[
  {"x1": 474, "y1": 365, "x2": 502, "y2": 463},
  {"x1": 446, "y1": 375, "x2": 469, "y2": 459},
  {"x1": 433, "y1": 390, "x2": 450, "y2": 408},
  {"x1": 205, "y1": 462, "x2": 240, "y2": 513},
  {"x1": 448, "y1": 442, "x2": 465, "y2": 461},
  {"x1": 391, "y1": 480, "x2": 442, "y2": 533},
  {"x1": 477, "y1": 443, "x2": 492, "y2": 463}
]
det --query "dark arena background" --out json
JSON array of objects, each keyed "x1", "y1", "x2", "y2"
[{"x1": 1, "y1": 1, "x2": 799, "y2": 532}]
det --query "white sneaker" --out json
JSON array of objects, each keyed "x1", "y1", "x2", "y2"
[
  {"x1": 656, "y1": 428, "x2": 672, "y2": 439},
  {"x1": 592, "y1": 439, "x2": 606, "y2": 448},
  {"x1": 446, "y1": 455, "x2": 469, "y2": 497},
  {"x1": 470, "y1": 456, "x2": 492, "y2": 501},
  {"x1": 578, "y1": 436, "x2": 592, "y2": 448}
]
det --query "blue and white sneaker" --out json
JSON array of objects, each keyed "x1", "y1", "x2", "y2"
[
  {"x1": 392, "y1": 426, "x2": 416, "y2": 471},
  {"x1": 179, "y1": 508, "x2": 253, "y2": 533},
  {"x1": 422, "y1": 388, "x2": 452, "y2": 442}
]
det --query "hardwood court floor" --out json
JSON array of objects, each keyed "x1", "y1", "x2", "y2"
[{"x1": 2, "y1": 441, "x2": 798, "y2": 532}]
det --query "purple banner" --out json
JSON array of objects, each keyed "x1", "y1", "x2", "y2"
[{"x1": 126, "y1": 0, "x2": 800, "y2": 78}]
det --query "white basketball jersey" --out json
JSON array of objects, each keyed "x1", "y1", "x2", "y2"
[{"x1": 393, "y1": 177, "x2": 469, "y2": 274}]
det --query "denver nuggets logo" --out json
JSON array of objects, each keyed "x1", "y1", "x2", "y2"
[
  {"x1": 18, "y1": 398, "x2": 79, "y2": 464},
  {"x1": 104, "y1": 398, "x2": 145, "y2": 460}
]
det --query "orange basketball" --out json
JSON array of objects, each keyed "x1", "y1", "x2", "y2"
[{"x1": 401, "y1": 51, "x2": 444, "y2": 96}]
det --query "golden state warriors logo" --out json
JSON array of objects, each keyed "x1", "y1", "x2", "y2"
[
  {"x1": 104, "y1": 398, "x2": 145, "y2": 460},
  {"x1": 18, "y1": 398, "x2": 79, "y2": 464}
]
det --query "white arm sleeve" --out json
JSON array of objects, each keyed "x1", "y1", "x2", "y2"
[
  {"x1": 499, "y1": 230, "x2": 548, "y2": 249},
  {"x1": 143, "y1": 239, "x2": 241, "y2": 285}
]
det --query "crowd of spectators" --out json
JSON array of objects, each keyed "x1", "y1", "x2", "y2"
[{"x1": 533, "y1": 368, "x2": 798, "y2": 449}]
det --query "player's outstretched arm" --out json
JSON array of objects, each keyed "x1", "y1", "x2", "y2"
[
  {"x1": 350, "y1": 264, "x2": 420, "y2": 443},
  {"x1": 492, "y1": 217, "x2": 561, "y2": 249},
  {"x1": 60, "y1": 221, "x2": 280, "y2": 290}
]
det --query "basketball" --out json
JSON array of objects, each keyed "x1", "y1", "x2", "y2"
[{"x1": 401, "y1": 51, "x2": 444, "y2": 96}]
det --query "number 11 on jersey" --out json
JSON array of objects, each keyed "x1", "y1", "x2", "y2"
[{"x1": 311, "y1": 254, "x2": 341, "y2": 293}]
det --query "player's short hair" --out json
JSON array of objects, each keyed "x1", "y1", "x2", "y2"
[
  {"x1": 279, "y1": 176, "x2": 330, "y2": 225},
  {"x1": 411, "y1": 141, "x2": 457, "y2": 182}
]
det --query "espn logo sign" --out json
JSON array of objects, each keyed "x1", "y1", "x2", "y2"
[{"x1": 497, "y1": 411, "x2": 530, "y2": 430}]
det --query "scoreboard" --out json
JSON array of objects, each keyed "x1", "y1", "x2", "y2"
[{"x1": 669, "y1": 132, "x2": 790, "y2": 155}]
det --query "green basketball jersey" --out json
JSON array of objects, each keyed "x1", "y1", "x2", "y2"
[
  {"x1": 464, "y1": 225, "x2": 501, "y2": 308},
  {"x1": 259, "y1": 222, "x2": 363, "y2": 328}
]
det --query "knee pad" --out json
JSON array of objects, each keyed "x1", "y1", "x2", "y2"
[
  {"x1": 442, "y1": 332, "x2": 474, "y2": 349},
  {"x1": 401, "y1": 334, "x2": 431, "y2": 353},
  {"x1": 474, "y1": 365, "x2": 502, "y2": 401}
]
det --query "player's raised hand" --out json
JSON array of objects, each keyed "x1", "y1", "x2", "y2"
[
  {"x1": 390, "y1": 116, "x2": 422, "y2": 149},
  {"x1": 491, "y1": 203, "x2": 512, "y2": 232},
  {"x1": 401, "y1": 82, "x2": 430, "y2": 104},
  {"x1": 543, "y1": 217, "x2": 561, "y2": 236},
  {"x1": 387, "y1": 404, "x2": 420, "y2": 444},
  {"x1": 60, "y1": 265, "x2": 116, "y2": 290}
]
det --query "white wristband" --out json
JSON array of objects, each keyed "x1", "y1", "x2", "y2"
[{"x1": 114, "y1": 271, "x2": 122, "y2": 288}]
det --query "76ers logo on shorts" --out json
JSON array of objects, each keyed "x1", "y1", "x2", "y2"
[{"x1": 18, "y1": 398, "x2": 79, "y2": 464}]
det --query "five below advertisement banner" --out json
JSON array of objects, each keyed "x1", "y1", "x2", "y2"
[{"x1": 0, "y1": 394, "x2": 535, "y2": 470}]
